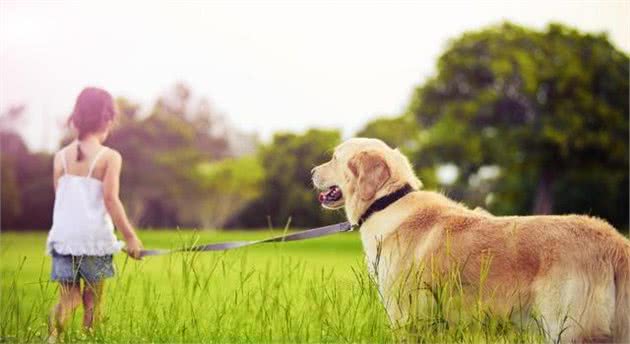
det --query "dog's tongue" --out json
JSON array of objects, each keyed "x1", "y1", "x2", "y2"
[{"x1": 318, "y1": 191, "x2": 328, "y2": 203}]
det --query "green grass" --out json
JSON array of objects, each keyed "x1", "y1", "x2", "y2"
[{"x1": 1, "y1": 230, "x2": 544, "y2": 343}]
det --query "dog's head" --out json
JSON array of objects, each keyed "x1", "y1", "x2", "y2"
[{"x1": 312, "y1": 138, "x2": 422, "y2": 224}]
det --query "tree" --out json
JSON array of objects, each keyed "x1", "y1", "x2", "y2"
[
  {"x1": 1, "y1": 105, "x2": 55, "y2": 230},
  {"x1": 228, "y1": 129, "x2": 344, "y2": 229},
  {"x1": 356, "y1": 114, "x2": 419, "y2": 151},
  {"x1": 191, "y1": 156, "x2": 264, "y2": 228},
  {"x1": 106, "y1": 84, "x2": 232, "y2": 228},
  {"x1": 1, "y1": 132, "x2": 26, "y2": 228},
  {"x1": 408, "y1": 22, "x2": 628, "y2": 227}
]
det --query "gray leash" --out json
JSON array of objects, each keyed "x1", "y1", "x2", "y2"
[{"x1": 139, "y1": 221, "x2": 356, "y2": 257}]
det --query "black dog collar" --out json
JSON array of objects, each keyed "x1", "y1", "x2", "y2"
[{"x1": 356, "y1": 184, "x2": 415, "y2": 227}]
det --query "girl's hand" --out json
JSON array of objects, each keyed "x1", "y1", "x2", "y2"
[{"x1": 125, "y1": 236, "x2": 144, "y2": 260}]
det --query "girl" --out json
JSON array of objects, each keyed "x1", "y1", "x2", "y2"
[{"x1": 46, "y1": 87, "x2": 143, "y2": 338}]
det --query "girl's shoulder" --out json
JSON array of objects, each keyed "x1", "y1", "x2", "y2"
[
  {"x1": 100, "y1": 145, "x2": 122, "y2": 164},
  {"x1": 102, "y1": 145, "x2": 122, "y2": 168},
  {"x1": 54, "y1": 142, "x2": 74, "y2": 162}
]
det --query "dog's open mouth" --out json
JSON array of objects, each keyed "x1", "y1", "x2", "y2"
[{"x1": 318, "y1": 185, "x2": 344, "y2": 208}]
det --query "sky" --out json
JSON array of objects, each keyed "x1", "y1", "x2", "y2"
[{"x1": 1, "y1": 0, "x2": 629, "y2": 152}]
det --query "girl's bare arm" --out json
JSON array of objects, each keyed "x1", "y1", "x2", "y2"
[{"x1": 102, "y1": 151, "x2": 143, "y2": 259}]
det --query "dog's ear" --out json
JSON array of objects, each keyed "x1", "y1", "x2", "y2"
[{"x1": 348, "y1": 151, "x2": 390, "y2": 201}]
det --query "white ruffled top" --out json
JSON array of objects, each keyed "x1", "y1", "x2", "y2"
[{"x1": 46, "y1": 146, "x2": 123, "y2": 256}]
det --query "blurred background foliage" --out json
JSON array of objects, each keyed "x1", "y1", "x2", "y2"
[
  {"x1": 226, "y1": 129, "x2": 345, "y2": 229},
  {"x1": 1, "y1": 22, "x2": 628, "y2": 231},
  {"x1": 408, "y1": 22, "x2": 628, "y2": 226}
]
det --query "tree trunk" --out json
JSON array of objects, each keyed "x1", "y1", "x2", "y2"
[{"x1": 533, "y1": 169, "x2": 554, "y2": 215}]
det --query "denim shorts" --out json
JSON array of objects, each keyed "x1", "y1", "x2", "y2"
[{"x1": 51, "y1": 250, "x2": 115, "y2": 284}]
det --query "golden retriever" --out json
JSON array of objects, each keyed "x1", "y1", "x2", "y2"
[{"x1": 312, "y1": 138, "x2": 629, "y2": 343}]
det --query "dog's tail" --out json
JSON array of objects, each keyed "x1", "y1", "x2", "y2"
[{"x1": 612, "y1": 243, "x2": 630, "y2": 343}]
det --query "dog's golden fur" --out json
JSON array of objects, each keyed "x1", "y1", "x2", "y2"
[{"x1": 312, "y1": 138, "x2": 630, "y2": 343}]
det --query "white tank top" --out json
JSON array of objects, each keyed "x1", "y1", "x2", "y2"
[{"x1": 46, "y1": 145, "x2": 123, "y2": 256}]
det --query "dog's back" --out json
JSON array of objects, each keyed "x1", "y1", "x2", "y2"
[{"x1": 507, "y1": 215, "x2": 629, "y2": 342}]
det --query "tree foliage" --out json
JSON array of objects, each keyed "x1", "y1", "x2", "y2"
[
  {"x1": 228, "y1": 129, "x2": 345, "y2": 229},
  {"x1": 406, "y1": 22, "x2": 628, "y2": 227},
  {"x1": 1, "y1": 107, "x2": 55, "y2": 230},
  {"x1": 193, "y1": 156, "x2": 264, "y2": 228},
  {"x1": 356, "y1": 114, "x2": 419, "y2": 152},
  {"x1": 106, "y1": 84, "x2": 233, "y2": 228}
]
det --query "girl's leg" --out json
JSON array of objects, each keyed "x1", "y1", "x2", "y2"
[
  {"x1": 49, "y1": 282, "x2": 82, "y2": 337},
  {"x1": 82, "y1": 280, "x2": 105, "y2": 330}
]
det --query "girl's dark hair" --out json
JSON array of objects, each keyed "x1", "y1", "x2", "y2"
[{"x1": 68, "y1": 87, "x2": 116, "y2": 161}]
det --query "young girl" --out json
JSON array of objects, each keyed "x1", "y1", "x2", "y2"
[{"x1": 46, "y1": 87, "x2": 143, "y2": 338}]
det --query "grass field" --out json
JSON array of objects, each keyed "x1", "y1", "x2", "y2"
[{"x1": 1, "y1": 229, "x2": 545, "y2": 343}]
